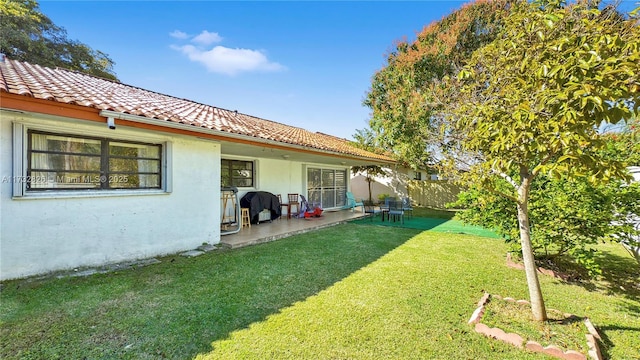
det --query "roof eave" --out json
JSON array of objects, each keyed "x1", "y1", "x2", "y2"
[{"x1": 99, "y1": 110, "x2": 394, "y2": 165}]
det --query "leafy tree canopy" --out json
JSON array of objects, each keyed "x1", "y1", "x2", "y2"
[
  {"x1": 363, "y1": 0, "x2": 511, "y2": 169},
  {"x1": 448, "y1": 0, "x2": 639, "y2": 321},
  {"x1": 366, "y1": 0, "x2": 640, "y2": 321},
  {"x1": 0, "y1": 0, "x2": 118, "y2": 80},
  {"x1": 453, "y1": 133, "x2": 640, "y2": 276}
]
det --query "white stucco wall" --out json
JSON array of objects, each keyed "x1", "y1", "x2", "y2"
[
  {"x1": 255, "y1": 158, "x2": 304, "y2": 197},
  {"x1": 0, "y1": 112, "x2": 220, "y2": 280},
  {"x1": 227, "y1": 157, "x2": 349, "y2": 211},
  {"x1": 630, "y1": 166, "x2": 640, "y2": 182},
  {"x1": 351, "y1": 167, "x2": 410, "y2": 203}
]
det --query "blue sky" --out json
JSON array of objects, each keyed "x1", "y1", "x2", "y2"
[
  {"x1": 38, "y1": 1, "x2": 639, "y2": 140},
  {"x1": 38, "y1": 1, "x2": 469, "y2": 139}
]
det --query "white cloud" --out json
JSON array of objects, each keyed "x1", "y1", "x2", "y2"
[
  {"x1": 191, "y1": 30, "x2": 223, "y2": 45},
  {"x1": 169, "y1": 30, "x2": 188, "y2": 39},
  {"x1": 175, "y1": 45, "x2": 286, "y2": 76}
]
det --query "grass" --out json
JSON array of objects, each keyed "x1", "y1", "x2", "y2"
[
  {"x1": 410, "y1": 207, "x2": 457, "y2": 219},
  {"x1": 1, "y1": 219, "x2": 639, "y2": 359},
  {"x1": 353, "y1": 208, "x2": 501, "y2": 239},
  {"x1": 481, "y1": 297, "x2": 589, "y2": 353}
]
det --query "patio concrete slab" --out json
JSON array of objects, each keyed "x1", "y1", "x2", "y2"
[{"x1": 220, "y1": 209, "x2": 366, "y2": 249}]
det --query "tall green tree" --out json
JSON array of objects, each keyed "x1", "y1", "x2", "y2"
[
  {"x1": 364, "y1": 0, "x2": 511, "y2": 167},
  {"x1": 453, "y1": 134, "x2": 640, "y2": 276},
  {"x1": 366, "y1": 0, "x2": 640, "y2": 321},
  {"x1": 446, "y1": 0, "x2": 639, "y2": 321},
  {"x1": 0, "y1": 0, "x2": 117, "y2": 80}
]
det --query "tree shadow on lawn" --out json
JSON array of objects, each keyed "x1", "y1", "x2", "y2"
[
  {"x1": 596, "y1": 324, "x2": 640, "y2": 360},
  {"x1": 573, "y1": 249, "x2": 640, "y2": 304},
  {"x1": 0, "y1": 223, "x2": 421, "y2": 359},
  {"x1": 351, "y1": 215, "x2": 501, "y2": 239}
]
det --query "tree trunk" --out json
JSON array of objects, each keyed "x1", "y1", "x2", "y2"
[
  {"x1": 367, "y1": 176, "x2": 373, "y2": 203},
  {"x1": 517, "y1": 176, "x2": 547, "y2": 321}
]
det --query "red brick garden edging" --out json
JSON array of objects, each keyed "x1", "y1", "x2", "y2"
[{"x1": 468, "y1": 293, "x2": 602, "y2": 360}]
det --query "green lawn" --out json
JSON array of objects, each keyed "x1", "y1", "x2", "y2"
[{"x1": 1, "y1": 221, "x2": 638, "y2": 359}]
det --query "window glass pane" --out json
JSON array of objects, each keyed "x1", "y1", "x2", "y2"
[
  {"x1": 31, "y1": 153, "x2": 101, "y2": 171},
  {"x1": 233, "y1": 168, "x2": 253, "y2": 180},
  {"x1": 307, "y1": 168, "x2": 321, "y2": 190},
  {"x1": 221, "y1": 159, "x2": 253, "y2": 187},
  {"x1": 233, "y1": 178, "x2": 252, "y2": 187},
  {"x1": 335, "y1": 170, "x2": 346, "y2": 187},
  {"x1": 321, "y1": 170, "x2": 335, "y2": 187},
  {"x1": 32, "y1": 134, "x2": 101, "y2": 154},
  {"x1": 110, "y1": 142, "x2": 160, "y2": 158},
  {"x1": 336, "y1": 187, "x2": 347, "y2": 207},
  {"x1": 110, "y1": 174, "x2": 160, "y2": 189},
  {"x1": 109, "y1": 159, "x2": 160, "y2": 173},
  {"x1": 221, "y1": 160, "x2": 231, "y2": 187},
  {"x1": 28, "y1": 131, "x2": 162, "y2": 191},
  {"x1": 29, "y1": 171, "x2": 101, "y2": 189},
  {"x1": 308, "y1": 188, "x2": 321, "y2": 206},
  {"x1": 107, "y1": 142, "x2": 161, "y2": 189},
  {"x1": 307, "y1": 168, "x2": 348, "y2": 209},
  {"x1": 232, "y1": 161, "x2": 252, "y2": 172},
  {"x1": 321, "y1": 189, "x2": 336, "y2": 208}
]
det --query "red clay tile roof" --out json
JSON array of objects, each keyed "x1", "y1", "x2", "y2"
[{"x1": 0, "y1": 58, "x2": 393, "y2": 163}]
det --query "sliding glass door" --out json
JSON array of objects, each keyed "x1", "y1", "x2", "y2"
[{"x1": 307, "y1": 167, "x2": 347, "y2": 209}]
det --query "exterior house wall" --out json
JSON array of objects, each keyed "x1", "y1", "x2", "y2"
[
  {"x1": 630, "y1": 166, "x2": 640, "y2": 182},
  {"x1": 351, "y1": 174, "x2": 396, "y2": 203},
  {"x1": 0, "y1": 112, "x2": 221, "y2": 280},
  {"x1": 350, "y1": 167, "x2": 410, "y2": 203},
  {"x1": 351, "y1": 167, "x2": 463, "y2": 208},
  {"x1": 252, "y1": 158, "x2": 304, "y2": 198},
  {"x1": 232, "y1": 159, "x2": 349, "y2": 214}
]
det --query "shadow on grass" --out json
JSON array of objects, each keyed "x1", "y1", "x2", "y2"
[
  {"x1": 351, "y1": 215, "x2": 501, "y2": 239},
  {"x1": 0, "y1": 223, "x2": 420, "y2": 359},
  {"x1": 549, "y1": 314, "x2": 584, "y2": 326},
  {"x1": 595, "y1": 324, "x2": 640, "y2": 360},
  {"x1": 352, "y1": 215, "x2": 449, "y2": 229},
  {"x1": 593, "y1": 250, "x2": 640, "y2": 298},
  {"x1": 564, "y1": 249, "x2": 640, "y2": 305}
]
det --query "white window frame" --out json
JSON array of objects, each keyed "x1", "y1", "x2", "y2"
[{"x1": 12, "y1": 122, "x2": 172, "y2": 199}]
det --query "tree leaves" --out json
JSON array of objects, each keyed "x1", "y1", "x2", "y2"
[
  {"x1": 365, "y1": 0, "x2": 640, "y2": 321},
  {"x1": 0, "y1": 0, "x2": 117, "y2": 80},
  {"x1": 363, "y1": 0, "x2": 511, "y2": 167}
]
